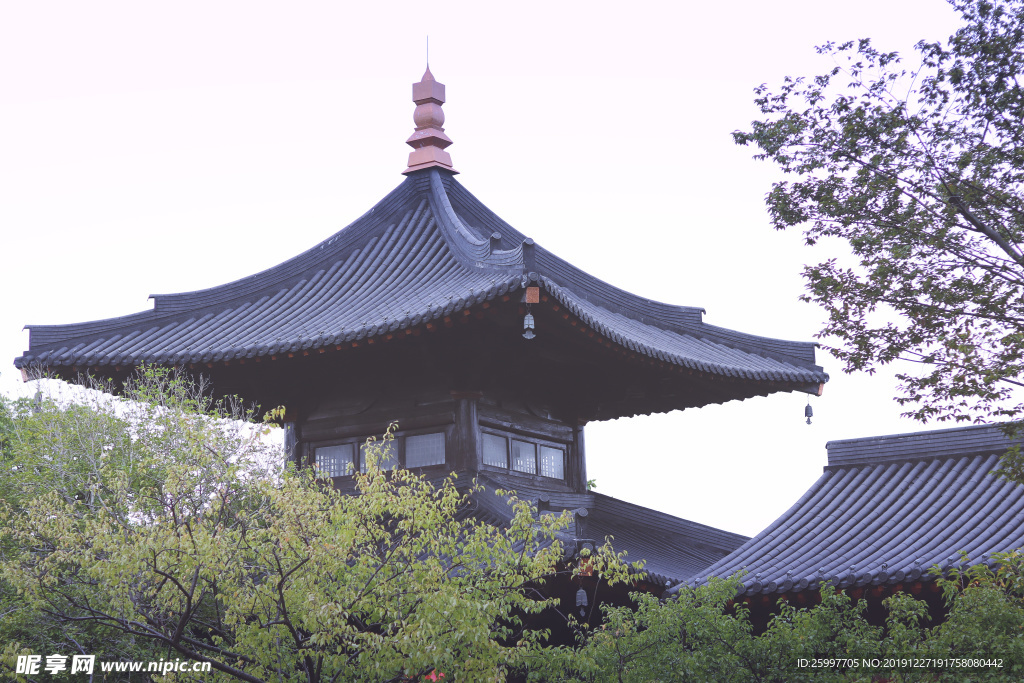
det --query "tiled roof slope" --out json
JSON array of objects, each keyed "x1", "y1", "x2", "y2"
[
  {"x1": 472, "y1": 475, "x2": 749, "y2": 587},
  {"x1": 17, "y1": 169, "x2": 827, "y2": 387},
  {"x1": 586, "y1": 492, "x2": 750, "y2": 586},
  {"x1": 672, "y1": 424, "x2": 1024, "y2": 596}
]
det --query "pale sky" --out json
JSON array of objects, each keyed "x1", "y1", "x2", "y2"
[{"x1": 0, "y1": 0, "x2": 965, "y2": 536}]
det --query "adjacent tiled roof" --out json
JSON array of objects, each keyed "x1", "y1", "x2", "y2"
[
  {"x1": 17, "y1": 169, "x2": 827, "y2": 389},
  {"x1": 471, "y1": 475, "x2": 749, "y2": 587},
  {"x1": 586, "y1": 492, "x2": 749, "y2": 586},
  {"x1": 674, "y1": 424, "x2": 1024, "y2": 595}
]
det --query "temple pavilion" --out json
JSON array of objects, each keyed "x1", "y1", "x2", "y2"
[{"x1": 16, "y1": 67, "x2": 829, "y2": 589}]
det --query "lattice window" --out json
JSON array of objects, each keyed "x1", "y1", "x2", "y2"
[
  {"x1": 483, "y1": 433, "x2": 509, "y2": 468},
  {"x1": 315, "y1": 444, "x2": 354, "y2": 478},
  {"x1": 360, "y1": 440, "x2": 398, "y2": 472},
  {"x1": 511, "y1": 440, "x2": 537, "y2": 474},
  {"x1": 539, "y1": 446, "x2": 564, "y2": 479},
  {"x1": 406, "y1": 432, "x2": 445, "y2": 468}
]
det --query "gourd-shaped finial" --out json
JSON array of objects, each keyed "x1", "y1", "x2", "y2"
[{"x1": 403, "y1": 66, "x2": 458, "y2": 175}]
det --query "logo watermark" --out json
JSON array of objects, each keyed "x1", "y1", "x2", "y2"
[{"x1": 16, "y1": 654, "x2": 212, "y2": 676}]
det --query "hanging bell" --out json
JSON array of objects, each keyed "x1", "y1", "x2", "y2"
[
  {"x1": 523, "y1": 312, "x2": 536, "y2": 340},
  {"x1": 804, "y1": 402, "x2": 813, "y2": 425},
  {"x1": 576, "y1": 587, "x2": 588, "y2": 616}
]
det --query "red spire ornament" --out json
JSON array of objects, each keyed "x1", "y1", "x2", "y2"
[{"x1": 402, "y1": 66, "x2": 458, "y2": 175}]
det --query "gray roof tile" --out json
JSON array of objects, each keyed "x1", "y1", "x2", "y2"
[
  {"x1": 18, "y1": 169, "x2": 827, "y2": 390},
  {"x1": 471, "y1": 475, "x2": 748, "y2": 587},
  {"x1": 674, "y1": 424, "x2": 1024, "y2": 595}
]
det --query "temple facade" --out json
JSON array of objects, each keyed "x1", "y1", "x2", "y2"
[{"x1": 16, "y1": 67, "x2": 829, "y2": 587}]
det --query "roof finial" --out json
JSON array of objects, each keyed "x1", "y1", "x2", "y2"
[{"x1": 402, "y1": 63, "x2": 457, "y2": 175}]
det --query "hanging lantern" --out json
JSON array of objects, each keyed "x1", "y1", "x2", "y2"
[
  {"x1": 523, "y1": 312, "x2": 536, "y2": 339},
  {"x1": 576, "y1": 587, "x2": 588, "y2": 617},
  {"x1": 804, "y1": 401, "x2": 813, "y2": 425}
]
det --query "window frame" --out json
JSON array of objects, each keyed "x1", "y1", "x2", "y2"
[
  {"x1": 404, "y1": 430, "x2": 447, "y2": 469},
  {"x1": 482, "y1": 430, "x2": 511, "y2": 469},
  {"x1": 510, "y1": 438, "x2": 538, "y2": 475},
  {"x1": 538, "y1": 443, "x2": 566, "y2": 480},
  {"x1": 311, "y1": 426, "x2": 450, "y2": 479},
  {"x1": 479, "y1": 429, "x2": 567, "y2": 481},
  {"x1": 313, "y1": 442, "x2": 357, "y2": 479}
]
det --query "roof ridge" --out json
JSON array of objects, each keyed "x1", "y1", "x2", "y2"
[
  {"x1": 826, "y1": 423, "x2": 1020, "y2": 468},
  {"x1": 425, "y1": 169, "x2": 524, "y2": 271},
  {"x1": 435, "y1": 173, "x2": 825, "y2": 378},
  {"x1": 439, "y1": 174, "x2": 709, "y2": 332},
  {"x1": 677, "y1": 450, "x2": 1024, "y2": 597},
  {"x1": 23, "y1": 177, "x2": 431, "y2": 351},
  {"x1": 590, "y1": 491, "x2": 749, "y2": 546},
  {"x1": 150, "y1": 175, "x2": 430, "y2": 315}
]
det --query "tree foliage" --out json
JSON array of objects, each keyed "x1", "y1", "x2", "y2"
[
  {"x1": 734, "y1": 0, "x2": 1024, "y2": 425},
  {"x1": 530, "y1": 570, "x2": 1024, "y2": 682},
  {"x1": 0, "y1": 371, "x2": 629, "y2": 682},
  {"x1": 6, "y1": 374, "x2": 1024, "y2": 680}
]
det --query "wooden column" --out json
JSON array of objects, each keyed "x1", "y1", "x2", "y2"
[
  {"x1": 571, "y1": 421, "x2": 588, "y2": 492},
  {"x1": 283, "y1": 422, "x2": 299, "y2": 466},
  {"x1": 451, "y1": 390, "x2": 482, "y2": 473}
]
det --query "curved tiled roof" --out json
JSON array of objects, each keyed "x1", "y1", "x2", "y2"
[
  {"x1": 673, "y1": 424, "x2": 1024, "y2": 596},
  {"x1": 585, "y1": 492, "x2": 749, "y2": 585},
  {"x1": 469, "y1": 475, "x2": 748, "y2": 587},
  {"x1": 17, "y1": 169, "x2": 827, "y2": 389}
]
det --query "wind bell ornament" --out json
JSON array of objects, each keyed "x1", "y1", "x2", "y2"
[
  {"x1": 805, "y1": 399, "x2": 813, "y2": 425},
  {"x1": 523, "y1": 304, "x2": 536, "y2": 340},
  {"x1": 576, "y1": 587, "x2": 588, "y2": 617}
]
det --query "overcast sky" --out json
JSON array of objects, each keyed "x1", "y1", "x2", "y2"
[{"x1": 0, "y1": 1, "x2": 965, "y2": 536}]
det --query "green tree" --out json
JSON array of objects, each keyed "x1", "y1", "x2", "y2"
[
  {"x1": 0, "y1": 371, "x2": 629, "y2": 682},
  {"x1": 0, "y1": 382, "x2": 167, "y2": 679},
  {"x1": 921, "y1": 550, "x2": 1024, "y2": 677},
  {"x1": 528, "y1": 576, "x2": 1024, "y2": 682},
  {"x1": 10, "y1": 373, "x2": 1024, "y2": 681},
  {"x1": 529, "y1": 581, "x2": 886, "y2": 682},
  {"x1": 734, "y1": 0, "x2": 1024, "y2": 426}
]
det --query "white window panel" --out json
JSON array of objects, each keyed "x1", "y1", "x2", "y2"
[
  {"x1": 483, "y1": 433, "x2": 508, "y2": 468},
  {"x1": 360, "y1": 441, "x2": 398, "y2": 472},
  {"x1": 315, "y1": 444, "x2": 354, "y2": 478},
  {"x1": 539, "y1": 446, "x2": 564, "y2": 479},
  {"x1": 406, "y1": 432, "x2": 445, "y2": 468},
  {"x1": 511, "y1": 440, "x2": 537, "y2": 474}
]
